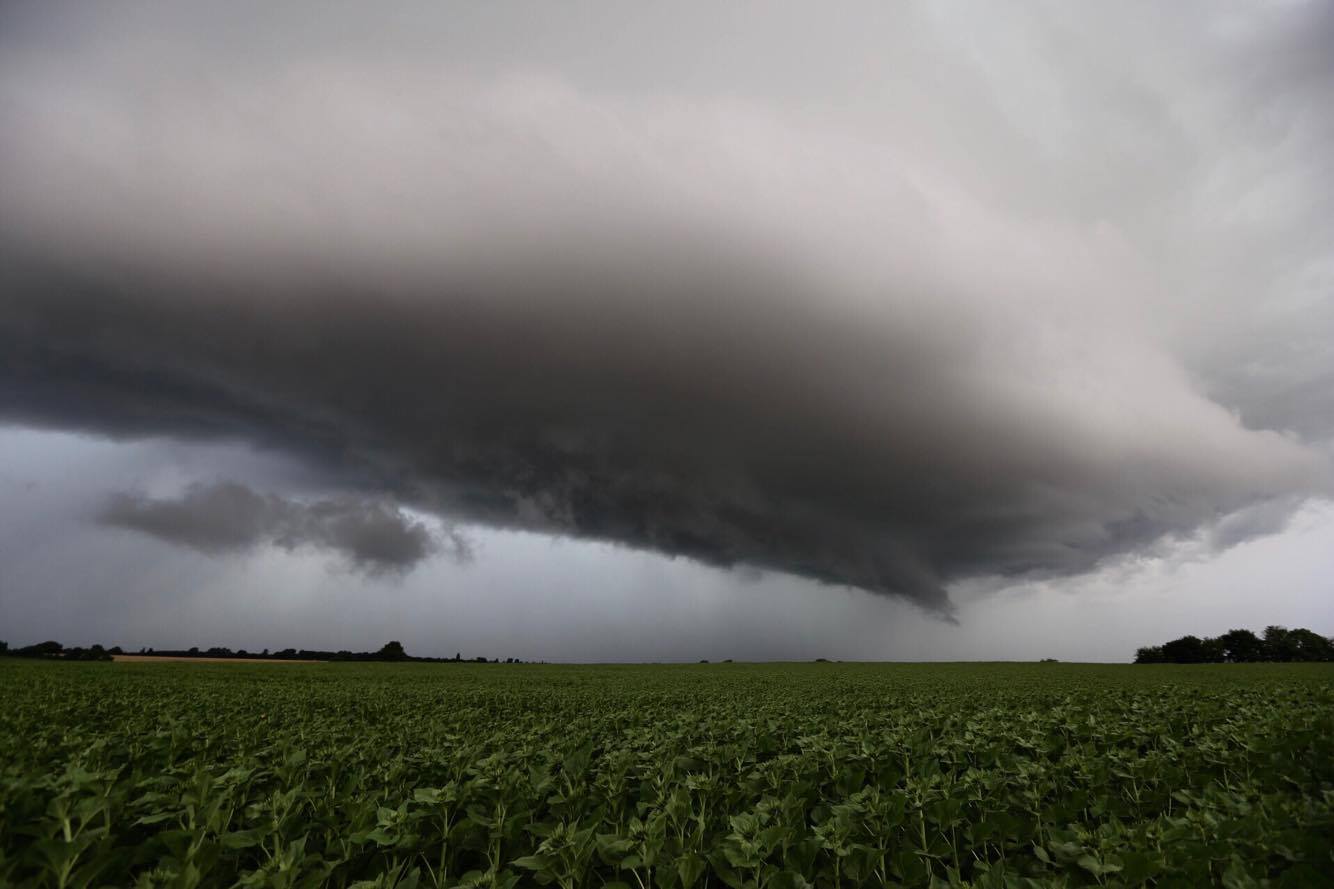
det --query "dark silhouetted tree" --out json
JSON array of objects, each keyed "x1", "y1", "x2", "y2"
[
  {"x1": 378, "y1": 640, "x2": 408, "y2": 661},
  {"x1": 1161, "y1": 635, "x2": 1211, "y2": 663},
  {"x1": 1134, "y1": 645, "x2": 1166, "y2": 664},
  {"x1": 1218, "y1": 628, "x2": 1263, "y2": 663},
  {"x1": 1137, "y1": 626, "x2": 1333, "y2": 664},
  {"x1": 1274, "y1": 627, "x2": 1334, "y2": 661},
  {"x1": 1263, "y1": 626, "x2": 1296, "y2": 661}
]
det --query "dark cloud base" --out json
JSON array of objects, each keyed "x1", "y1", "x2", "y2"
[
  {"x1": 99, "y1": 482, "x2": 463, "y2": 574},
  {"x1": 2, "y1": 242, "x2": 1322, "y2": 613}
]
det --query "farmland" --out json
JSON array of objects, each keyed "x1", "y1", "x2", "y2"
[{"x1": 1, "y1": 661, "x2": 1330, "y2": 888}]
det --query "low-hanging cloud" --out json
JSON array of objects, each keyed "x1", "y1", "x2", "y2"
[
  {"x1": 1, "y1": 2, "x2": 1331, "y2": 614},
  {"x1": 99, "y1": 482, "x2": 465, "y2": 574}
]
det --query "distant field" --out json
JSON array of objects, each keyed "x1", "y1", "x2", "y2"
[
  {"x1": 111, "y1": 654, "x2": 323, "y2": 664},
  {"x1": 1, "y1": 661, "x2": 1330, "y2": 888}
]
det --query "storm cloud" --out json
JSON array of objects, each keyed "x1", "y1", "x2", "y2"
[
  {"x1": 1, "y1": 2, "x2": 1331, "y2": 614},
  {"x1": 99, "y1": 482, "x2": 461, "y2": 574}
]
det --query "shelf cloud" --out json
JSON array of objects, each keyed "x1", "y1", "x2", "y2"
[{"x1": 2, "y1": 2, "x2": 1331, "y2": 614}]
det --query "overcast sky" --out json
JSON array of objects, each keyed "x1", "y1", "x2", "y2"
[{"x1": 1, "y1": 1, "x2": 1331, "y2": 661}]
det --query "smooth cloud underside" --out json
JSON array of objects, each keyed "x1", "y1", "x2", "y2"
[
  {"x1": 99, "y1": 482, "x2": 465, "y2": 574},
  {"x1": 2, "y1": 3, "x2": 1332, "y2": 613}
]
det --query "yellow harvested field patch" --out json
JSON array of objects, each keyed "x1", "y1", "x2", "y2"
[{"x1": 112, "y1": 655, "x2": 323, "y2": 664}]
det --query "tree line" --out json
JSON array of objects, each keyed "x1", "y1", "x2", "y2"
[
  {"x1": 0, "y1": 640, "x2": 115, "y2": 661},
  {"x1": 0, "y1": 639, "x2": 535, "y2": 664},
  {"x1": 1135, "y1": 625, "x2": 1333, "y2": 663}
]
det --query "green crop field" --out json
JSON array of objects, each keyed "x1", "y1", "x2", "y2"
[{"x1": 1, "y1": 661, "x2": 1330, "y2": 889}]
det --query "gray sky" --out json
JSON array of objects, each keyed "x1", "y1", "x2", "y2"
[{"x1": 1, "y1": 2, "x2": 1331, "y2": 660}]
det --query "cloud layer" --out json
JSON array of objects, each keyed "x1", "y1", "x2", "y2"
[
  {"x1": 1, "y1": 2, "x2": 1331, "y2": 613},
  {"x1": 99, "y1": 482, "x2": 461, "y2": 574}
]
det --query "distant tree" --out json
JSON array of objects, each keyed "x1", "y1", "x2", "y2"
[
  {"x1": 454, "y1": 651, "x2": 462, "y2": 662},
  {"x1": 1263, "y1": 626, "x2": 1295, "y2": 661},
  {"x1": 1258, "y1": 625, "x2": 1333, "y2": 661},
  {"x1": 1161, "y1": 636, "x2": 1211, "y2": 663},
  {"x1": 1137, "y1": 626, "x2": 1333, "y2": 664},
  {"x1": 23, "y1": 641, "x2": 63, "y2": 657},
  {"x1": 1131, "y1": 644, "x2": 1161, "y2": 663},
  {"x1": 1278, "y1": 627, "x2": 1334, "y2": 662},
  {"x1": 109, "y1": 646, "x2": 123, "y2": 655},
  {"x1": 1218, "y1": 629, "x2": 1263, "y2": 663},
  {"x1": 262, "y1": 648, "x2": 269, "y2": 656},
  {"x1": 0, "y1": 640, "x2": 7, "y2": 654},
  {"x1": 188, "y1": 646, "x2": 200, "y2": 655},
  {"x1": 377, "y1": 640, "x2": 408, "y2": 661}
]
